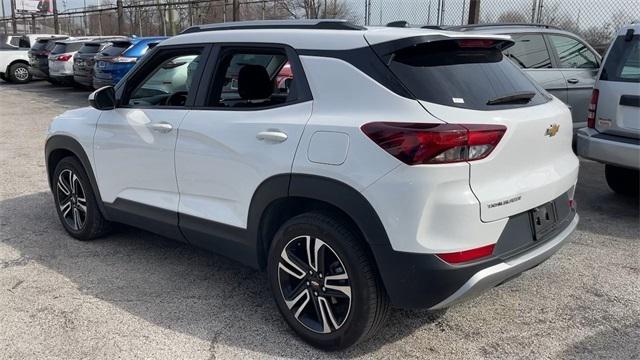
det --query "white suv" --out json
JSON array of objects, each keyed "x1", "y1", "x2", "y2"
[
  {"x1": 577, "y1": 23, "x2": 640, "y2": 196},
  {"x1": 45, "y1": 20, "x2": 579, "y2": 350}
]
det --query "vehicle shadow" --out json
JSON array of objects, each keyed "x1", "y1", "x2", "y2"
[
  {"x1": 574, "y1": 160, "x2": 640, "y2": 240},
  {"x1": 561, "y1": 320, "x2": 640, "y2": 359},
  {"x1": 0, "y1": 191, "x2": 443, "y2": 358}
]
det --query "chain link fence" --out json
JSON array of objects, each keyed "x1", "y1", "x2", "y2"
[{"x1": 1, "y1": 0, "x2": 637, "y2": 49}]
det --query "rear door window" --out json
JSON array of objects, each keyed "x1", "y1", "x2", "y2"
[
  {"x1": 601, "y1": 35, "x2": 640, "y2": 83},
  {"x1": 386, "y1": 40, "x2": 549, "y2": 110},
  {"x1": 207, "y1": 49, "x2": 294, "y2": 108},
  {"x1": 549, "y1": 35, "x2": 599, "y2": 69},
  {"x1": 503, "y1": 34, "x2": 552, "y2": 69}
]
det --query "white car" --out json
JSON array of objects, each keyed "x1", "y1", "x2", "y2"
[
  {"x1": 48, "y1": 37, "x2": 112, "y2": 85},
  {"x1": 0, "y1": 33, "x2": 57, "y2": 83},
  {"x1": 577, "y1": 23, "x2": 640, "y2": 196},
  {"x1": 45, "y1": 20, "x2": 579, "y2": 350}
]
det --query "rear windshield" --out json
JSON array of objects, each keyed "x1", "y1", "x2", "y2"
[
  {"x1": 78, "y1": 43, "x2": 101, "y2": 54},
  {"x1": 44, "y1": 40, "x2": 60, "y2": 51},
  {"x1": 101, "y1": 42, "x2": 130, "y2": 57},
  {"x1": 601, "y1": 35, "x2": 640, "y2": 83},
  {"x1": 386, "y1": 40, "x2": 549, "y2": 110},
  {"x1": 31, "y1": 40, "x2": 48, "y2": 51},
  {"x1": 51, "y1": 42, "x2": 83, "y2": 54}
]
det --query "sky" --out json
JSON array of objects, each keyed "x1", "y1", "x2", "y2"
[{"x1": 2, "y1": 0, "x2": 639, "y2": 30}]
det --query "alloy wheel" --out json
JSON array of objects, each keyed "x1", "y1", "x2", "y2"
[
  {"x1": 56, "y1": 169, "x2": 87, "y2": 231},
  {"x1": 277, "y1": 235, "x2": 352, "y2": 334},
  {"x1": 14, "y1": 67, "x2": 29, "y2": 81}
]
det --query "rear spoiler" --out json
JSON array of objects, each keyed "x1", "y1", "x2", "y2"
[{"x1": 370, "y1": 35, "x2": 515, "y2": 58}]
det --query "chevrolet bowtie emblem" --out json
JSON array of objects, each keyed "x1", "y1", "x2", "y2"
[{"x1": 545, "y1": 124, "x2": 560, "y2": 137}]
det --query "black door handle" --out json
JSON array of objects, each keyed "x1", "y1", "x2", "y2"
[{"x1": 567, "y1": 78, "x2": 579, "y2": 84}]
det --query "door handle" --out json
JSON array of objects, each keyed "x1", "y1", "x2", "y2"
[
  {"x1": 256, "y1": 130, "x2": 288, "y2": 143},
  {"x1": 148, "y1": 122, "x2": 173, "y2": 133},
  {"x1": 567, "y1": 78, "x2": 579, "y2": 84}
]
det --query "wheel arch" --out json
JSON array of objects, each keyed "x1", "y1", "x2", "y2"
[
  {"x1": 249, "y1": 174, "x2": 392, "y2": 272},
  {"x1": 6, "y1": 59, "x2": 29, "y2": 75},
  {"x1": 45, "y1": 135, "x2": 106, "y2": 215}
]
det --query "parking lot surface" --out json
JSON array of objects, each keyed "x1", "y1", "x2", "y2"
[{"x1": 0, "y1": 81, "x2": 639, "y2": 359}]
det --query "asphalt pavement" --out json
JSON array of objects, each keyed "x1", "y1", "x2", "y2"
[{"x1": 0, "y1": 81, "x2": 638, "y2": 359}]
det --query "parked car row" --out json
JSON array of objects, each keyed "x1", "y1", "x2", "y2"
[{"x1": 0, "y1": 33, "x2": 167, "y2": 88}]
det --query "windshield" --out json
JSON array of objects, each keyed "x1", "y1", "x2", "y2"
[
  {"x1": 51, "y1": 42, "x2": 83, "y2": 55},
  {"x1": 101, "y1": 42, "x2": 130, "y2": 57},
  {"x1": 385, "y1": 40, "x2": 549, "y2": 110},
  {"x1": 78, "y1": 43, "x2": 101, "y2": 54},
  {"x1": 601, "y1": 34, "x2": 640, "y2": 83},
  {"x1": 31, "y1": 40, "x2": 48, "y2": 51}
]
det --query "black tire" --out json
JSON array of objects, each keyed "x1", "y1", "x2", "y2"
[
  {"x1": 605, "y1": 165, "x2": 639, "y2": 197},
  {"x1": 8, "y1": 63, "x2": 32, "y2": 84},
  {"x1": 0, "y1": 73, "x2": 7, "y2": 82},
  {"x1": 52, "y1": 156, "x2": 111, "y2": 240},
  {"x1": 267, "y1": 212, "x2": 389, "y2": 350}
]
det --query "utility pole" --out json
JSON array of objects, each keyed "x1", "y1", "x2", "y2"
[
  {"x1": 116, "y1": 0, "x2": 124, "y2": 34},
  {"x1": 232, "y1": 0, "x2": 239, "y2": 21},
  {"x1": 52, "y1": 0, "x2": 60, "y2": 33},
  {"x1": 1, "y1": 0, "x2": 7, "y2": 34},
  {"x1": 536, "y1": 0, "x2": 544, "y2": 23},
  {"x1": 83, "y1": 0, "x2": 87, "y2": 35},
  {"x1": 530, "y1": 0, "x2": 537, "y2": 23},
  {"x1": 467, "y1": 0, "x2": 480, "y2": 24},
  {"x1": 31, "y1": 13, "x2": 35, "y2": 33},
  {"x1": 10, "y1": 0, "x2": 17, "y2": 33}
]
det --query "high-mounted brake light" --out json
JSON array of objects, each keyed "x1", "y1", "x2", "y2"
[
  {"x1": 436, "y1": 244, "x2": 495, "y2": 264},
  {"x1": 361, "y1": 122, "x2": 506, "y2": 165},
  {"x1": 112, "y1": 56, "x2": 137, "y2": 63},
  {"x1": 587, "y1": 89, "x2": 599, "y2": 129},
  {"x1": 56, "y1": 54, "x2": 72, "y2": 61},
  {"x1": 457, "y1": 39, "x2": 496, "y2": 48}
]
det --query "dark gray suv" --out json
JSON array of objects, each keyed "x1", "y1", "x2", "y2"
[{"x1": 451, "y1": 23, "x2": 602, "y2": 134}]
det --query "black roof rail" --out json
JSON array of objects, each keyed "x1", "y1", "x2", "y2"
[
  {"x1": 386, "y1": 20, "x2": 410, "y2": 28},
  {"x1": 180, "y1": 19, "x2": 365, "y2": 34},
  {"x1": 448, "y1": 23, "x2": 561, "y2": 31},
  {"x1": 421, "y1": 25, "x2": 445, "y2": 30}
]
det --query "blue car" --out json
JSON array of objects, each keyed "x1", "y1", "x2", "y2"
[{"x1": 92, "y1": 36, "x2": 168, "y2": 89}]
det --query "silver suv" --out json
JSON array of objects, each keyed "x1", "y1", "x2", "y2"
[
  {"x1": 451, "y1": 24, "x2": 601, "y2": 135},
  {"x1": 577, "y1": 23, "x2": 640, "y2": 196}
]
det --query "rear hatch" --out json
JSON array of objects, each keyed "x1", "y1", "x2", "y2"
[
  {"x1": 367, "y1": 32, "x2": 578, "y2": 222},
  {"x1": 595, "y1": 31, "x2": 640, "y2": 138},
  {"x1": 29, "y1": 38, "x2": 66, "y2": 69},
  {"x1": 74, "y1": 42, "x2": 102, "y2": 76},
  {"x1": 94, "y1": 41, "x2": 132, "y2": 80}
]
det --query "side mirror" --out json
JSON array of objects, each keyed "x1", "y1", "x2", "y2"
[{"x1": 89, "y1": 86, "x2": 116, "y2": 110}]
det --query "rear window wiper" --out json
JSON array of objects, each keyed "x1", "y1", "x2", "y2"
[{"x1": 487, "y1": 91, "x2": 536, "y2": 105}]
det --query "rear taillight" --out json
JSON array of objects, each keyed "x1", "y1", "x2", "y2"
[
  {"x1": 436, "y1": 244, "x2": 495, "y2": 264},
  {"x1": 56, "y1": 54, "x2": 72, "y2": 61},
  {"x1": 112, "y1": 56, "x2": 137, "y2": 63},
  {"x1": 361, "y1": 122, "x2": 506, "y2": 165},
  {"x1": 587, "y1": 89, "x2": 599, "y2": 128}
]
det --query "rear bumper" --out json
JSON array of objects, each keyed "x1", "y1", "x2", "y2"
[
  {"x1": 430, "y1": 213, "x2": 578, "y2": 309},
  {"x1": 29, "y1": 66, "x2": 48, "y2": 79},
  {"x1": 577, "y1": 128, "x2": 640, "y2": 170},
  {"x1": 371, "y1": 192, "x2": 577, "y2": 309},
  {"x1": 73, "y1": 75, "x2": 93, "y2": 87},
  {"x1": 93, "y1": 77, "x2": 115, "y2": 89},
  {"x1": 50, "y1": 75, "x2": 74, "y2": 83}
]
